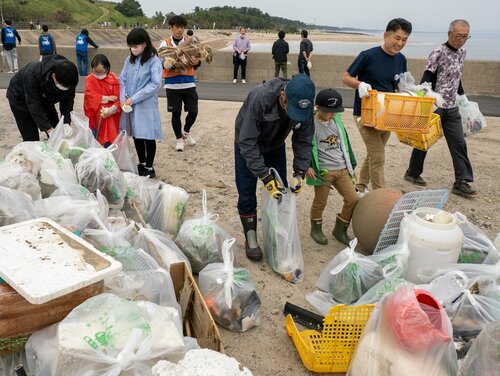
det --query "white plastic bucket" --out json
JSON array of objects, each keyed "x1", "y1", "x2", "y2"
[{"x1": 400, "y1": 207, "x2": 463, "y2": 283}]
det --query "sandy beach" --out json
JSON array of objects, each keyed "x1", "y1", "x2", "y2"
[{"x1": 1, "y1": 91, "x2": 499, "y2": 375}]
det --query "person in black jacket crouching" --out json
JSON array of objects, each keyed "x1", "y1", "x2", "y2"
[{"x1": 7, "y1": 54, "x2": 79, "y2": 141}]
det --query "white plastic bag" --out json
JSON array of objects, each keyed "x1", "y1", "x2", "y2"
[
  {"x1": 457, "y1": 98, "x2": 487, "y2": 135},
  {"x1": 175, "y1": 190, "x2": 230, "y2": 273},
  {"x1": 145, "y1": 182, "x2": 189, "y2": 236},
  {"x1": 397, "y1": 71, "x2": 444, "y2": 108},
  {"x1": 134, "y1": 227, "x2": 191, "y2": 272},
  {"x1": 305, "y1": 290, "x2": 341, "y2": 316},
  {"x1": 123, "y1": 171, "x2": 160, "y2": 217},
  {"x1": 316, "y1": 239, "x2": 384, "y2": 304},
  {"x1": 0, "y1": 186, "x2": 36, "y2": 226},
  {"x1": 0, "y1": 161, "x2": 41, "y2": 200},
  {"x1": 111, "y1": 130, "x2": 138, "y2": 174},
  {"x1": 199, "y1": 238, "x2": 261, "y2": 332},
  {"x1": 458, "y1": 321, "x2": 500, "y2": 376},
  {"x1": 75, "y1": 146, "x2": 126, "y2": 209},
  {"x1": 261, "y1": 168, "x2": 304, "y2": 283},
  {"x1": 26, "y1": 293, "x2": 185, "y2": 376},
  {"x1": 454, "y1": 211, "x2": 499, "y2": 264},
  {"x1": 348, "y1": 286, "x2": 458, "y2": 376}
]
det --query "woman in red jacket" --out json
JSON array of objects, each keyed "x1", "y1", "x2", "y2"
[{"x1": 84, "y1": 54, "x2": 121, "y2": 147}]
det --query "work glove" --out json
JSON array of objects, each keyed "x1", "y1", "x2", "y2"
[
  {"x1": 261, "y1": 174, "x2": 284, "y2": 200},
  {"x1": 358, "y1": 81, "x2": 372, "y2": 98},
  {"x1": 290, "y1": 171, "x2": 305, "y2": 194}
]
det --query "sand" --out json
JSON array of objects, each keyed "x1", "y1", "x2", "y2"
[{"x1": 1, "y1": 90, "x2": 499, "y2": 375}]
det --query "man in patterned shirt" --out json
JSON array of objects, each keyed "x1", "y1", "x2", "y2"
[{"x1": 404, "y1": 19, "x2": 476, "y2": 197}]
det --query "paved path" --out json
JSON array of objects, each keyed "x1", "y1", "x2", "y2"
[{"x1": 1, "y1": 73, "x2": 499, "y2": 116}]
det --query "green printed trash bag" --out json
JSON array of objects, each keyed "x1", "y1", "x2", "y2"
[{"x1": 26, "y1": 293, "x2": 184, "y2": 376}]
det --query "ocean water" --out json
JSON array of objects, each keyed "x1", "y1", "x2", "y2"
[{"x1": 229, "y1": 30, "x2": 500, "y2": 61}]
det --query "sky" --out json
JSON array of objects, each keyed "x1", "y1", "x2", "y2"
[{"x1": 138, "y1": 0, "x2": 498, "y2": 33}]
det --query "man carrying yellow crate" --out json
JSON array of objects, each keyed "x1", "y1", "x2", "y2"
[
  {"x1": 404, "y1": 19, "x2": 476, "y2": 198},
  {"x1": 342, "y1": 18, "x2": 412, "y2": 195}
]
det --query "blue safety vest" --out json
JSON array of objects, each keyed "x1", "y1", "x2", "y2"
[
  {"x1": 75, "y1": 34, "x2": 87, "y2": 52},
  {"x1": 3, "y1": 26, "x2": 16, "y2": 45},
  {"x1": 39, "y1": 34, "x2": 53, "y2": 53}
]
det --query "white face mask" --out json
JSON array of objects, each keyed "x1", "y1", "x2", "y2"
[
  {"x1": 94, "y1": 73, "x2": 107, "y2": 80},
  {"x1": 130, "y1": 46, "x2": 145, "y2": 56}
]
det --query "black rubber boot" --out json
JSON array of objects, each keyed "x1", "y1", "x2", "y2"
[
  {"x1": 332, "y1": 215, "x2": 352, "y2": 245},
  {"x1": 310, "y1": 219, "x2": 328, "y2": 245},
  {"x1": 240, "y1": 214, "x2": 263, "y2": 261}
]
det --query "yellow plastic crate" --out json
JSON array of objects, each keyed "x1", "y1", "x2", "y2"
[
  {"x1": 285, "y1": 304, "x2": 375, "y2": 373},
  {"x1": 375, "y1": 93, "x2": 436, "y2": 133},
  {"x1": 396, "y1": 113, "x2": 443, "y2": 151},
  {"x1": 360, "y1": 90, "x2": 380, "y2": 127}
]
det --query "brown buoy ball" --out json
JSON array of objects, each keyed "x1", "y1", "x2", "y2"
[{"x1": 351, "y1": 187, "x2": 403, "y2": 255}]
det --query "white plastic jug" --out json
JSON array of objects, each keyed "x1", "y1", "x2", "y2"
[{"x1": 399, "y1": 207, "x2": 463, "y2": 283}]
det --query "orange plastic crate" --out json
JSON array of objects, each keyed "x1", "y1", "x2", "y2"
[
  {"x1": 396, "y1": 113, "x2": 443, "y2": 151},
  {"x1": 285, "y1": 304, "x2": 374, "y2": 373},
  {"x1": 375, "y1": 93, "x2": 436, "y2": 133},
  {"x1": 360, "y1": 90, "x2": 380, "y2": 127}
]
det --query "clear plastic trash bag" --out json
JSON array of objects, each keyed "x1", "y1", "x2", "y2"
[
  {"x1": 175, "y1": 190, "x2": 230, "y2": 273},
  {"x1": 199, "y1": 238, "x2": 261, "y2": 332},
  {"x1": 261, "y1": 168, "x2": 304, "y2": 283}
]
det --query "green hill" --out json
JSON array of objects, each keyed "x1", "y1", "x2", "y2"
[{"x1": 1, "y1": 0, "x2": 149, "y2": 27}]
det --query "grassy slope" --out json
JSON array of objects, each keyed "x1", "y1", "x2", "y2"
[{"x1": 21, "y1": 0, "x2": 149, "y2": 26}]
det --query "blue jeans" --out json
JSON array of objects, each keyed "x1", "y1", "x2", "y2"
[
  {"x1": 76, "y1": 51, "x2": 88, "y2": 76},
  {"x1": 234, "y1": 142, "x2": 288, "y2": 215}
]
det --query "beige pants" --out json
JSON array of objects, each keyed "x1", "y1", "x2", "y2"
[
  {"x1": 310, "y1": 168, "x2": 359, "y2": 222},
  {"x1": 354, "y1": 116, "x2": 391, "y2": 191}
]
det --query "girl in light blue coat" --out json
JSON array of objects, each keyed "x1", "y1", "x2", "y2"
[{"x1": 119, "y1": 27, "x2": 162, "y2": 178}]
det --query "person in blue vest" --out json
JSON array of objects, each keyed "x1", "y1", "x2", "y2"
[
  {"x1": 1, "y1": 19, "x2": 21, "y2": 73},
  {"x1": 75, "y1": 28, "x2": 99, "y2": 76},
  {"x1": 39, "y1": 25, "x2": 57, "y2": 60}
]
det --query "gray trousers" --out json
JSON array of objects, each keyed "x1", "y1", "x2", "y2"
[{"x1": 3, "y1": 48, "x2": 18, "y2": 71}]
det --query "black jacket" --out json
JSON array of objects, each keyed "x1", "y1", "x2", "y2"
[
  {"x1": 272, "y1": 39, "x2": 289, "y2": 63},
  {"x1": 235, "y1": 78, "x2": 313, "y2": 178},
  {"x1": 6, "y1": 54, "x2": 76, "y2": 131}
]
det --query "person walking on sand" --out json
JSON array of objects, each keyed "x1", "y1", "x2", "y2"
[
  {"x1": 298, "y1": 29, "x2": 313, "y2": 76},
  {"x1": 75, "y1": 29, "x2": 99, "y2": 76},
  {"x1": 306, "y1": 89, "x2": 358, "y2": 246},
  {"x1": 342, "y1": 18, "x2": 412, "y2": 195},
  {"x1": 1, "y1": 19, "x2": 21, "y2": 73},
  {"x1": 235, "y1": 74, "x2": 315, "y2": 261},
  {"x1": 404, "y1": 19, "x2": 476, "y2": 198},
  {"x1": 119, "y1": 28, "x2": 162, "y2": 178},
  {"x1": 159, "y1": 15, "x2": 201, "y2": 152},
  {"x1": 232, "y1": 27, "x2": 250, "y2": 84},
  {"x1": 39, "y1": 25, "x2": 57, "y2": 60},
  {"x1": 272, "y1": 30, "x2": 289, "y2": 79}
]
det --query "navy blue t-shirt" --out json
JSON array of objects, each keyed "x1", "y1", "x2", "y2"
[{"x1": 347, "y1": 46, "x2": 407, "y2": 116}]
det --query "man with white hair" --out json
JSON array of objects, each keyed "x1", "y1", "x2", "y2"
[{"x1": 404, "y1": 19, "x2": 476, "y2": 197}]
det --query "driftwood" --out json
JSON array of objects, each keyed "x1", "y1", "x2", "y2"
[{"x1": 158, "y1": 36, "x2": 227, "y2": 74}]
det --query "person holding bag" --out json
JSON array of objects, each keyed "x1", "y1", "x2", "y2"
[{"x1": 234, "y1": 74, "x2": 315, "y2": 261}]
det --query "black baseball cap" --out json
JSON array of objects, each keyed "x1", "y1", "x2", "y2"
[{"x1": 315, "y1": 88, "x2": 344, "y2": 113}]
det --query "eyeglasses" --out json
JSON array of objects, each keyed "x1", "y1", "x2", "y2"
[{"x1": 454, "y1": 34, "x2": 471, "y2": 40}]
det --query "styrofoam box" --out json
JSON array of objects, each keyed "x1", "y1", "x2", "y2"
[{"x1": 0, "y1": 218, "x2": 122, "y2": 304}]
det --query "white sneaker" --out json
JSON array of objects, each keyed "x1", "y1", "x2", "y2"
[
  {"x1": 232, "y1": 79, "x2": 237, "y2": 84},
  {"x1": 356, "y1": 187, "x2": 370, "y2": 199},
  {"x1": 8, "y1": 71, "x2": 14, "y2": 74},
  {"x1": 183, "y1": 132, "x2": 196, "y2": 146},
  {"x1": 175, "y1": 138, "x2": 185, "y2": 151},
  {"x1": 242, "y1": 79, "x2": 246, "y2": 84}
]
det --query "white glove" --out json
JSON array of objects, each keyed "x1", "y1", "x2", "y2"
[
  {"x1": 457, "y1": 94, "x2": 468, "y2": 105},
  {"x1": 358, "y1": 81, "x2": 372, "y2": 98}
]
